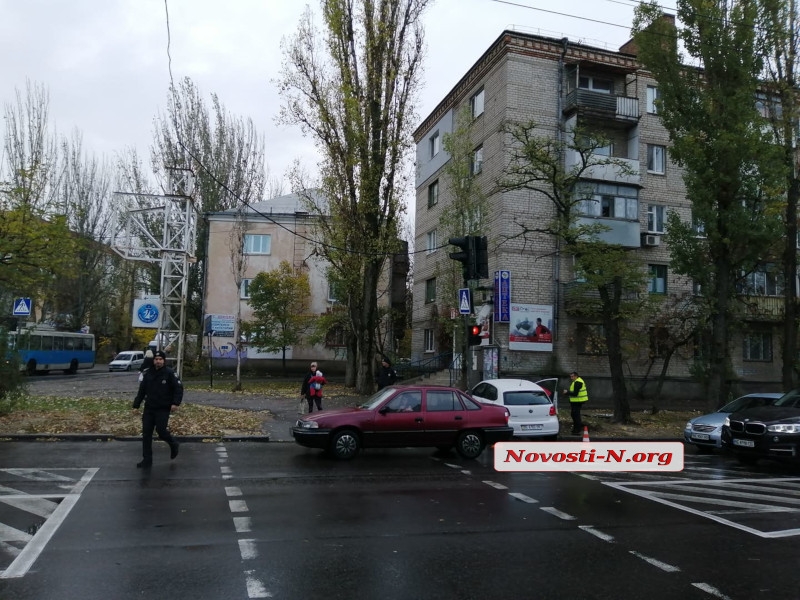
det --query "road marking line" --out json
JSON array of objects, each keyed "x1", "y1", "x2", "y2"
[
  {"x1": 229, "y1": 500, "x2": 249, "y2": 513},
  {"x1": 443, "y1": 463, "x2": 460, "y2": 469},
  {"x1": 578, "y1": 525, "x2": 614, "y2": 543},
  {"x1": 692, "y1": 582, "x2": 732, "y2": 599},
  {"x1": 0, "y1": 523, "x2": 33, "y2": 543},
  {"x1": 244, "y1": 570, "x2": 272, "y2": 598},
  {"x1": 540, "y1": 506, "x2": 576, "y2": 520},
  {"x1": 238, "y1": 539, "x2": 258, "y2": 560},
  {"x1": 233, "y1": 517, "x2": 252, "y2": 533},
  {"x1": 483, "y1": 480, "x2": 508, "y2": 490},
  {"x1": 629, "y1": 550, "x2": 680, "y2": 572},
  {"x1": 225, "y1": 486, "x2": 243, "y2": 497},
  {"x1": 508, "y1": 492, "x2": 537, "y2": 504},
  {"x1": 0, "y1": 496, "x2": 58, "y2": 519}
]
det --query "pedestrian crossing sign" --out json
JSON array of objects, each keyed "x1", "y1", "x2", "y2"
[
  {"x1": 12, "y1": 297, "x2": 32, "y2": 316},
  {"x1": 458, "y1": 289, "x2": 471, "y2": 314}
]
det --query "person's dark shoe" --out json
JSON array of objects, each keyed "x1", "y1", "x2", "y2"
[
  {"x1": 170, "y1": 442, "x2": 180, "y2": 459},
  {"x1": 136, "y1": 459, "x2": 152, "y2": 468}
]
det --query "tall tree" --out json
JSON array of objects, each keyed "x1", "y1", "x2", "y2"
[
  {"x1": 243, "y1": 261, "x2": 313, "y2": 375},
  {"x1": 633, "y1": 1, "x2": 786, "y2": 410},
  {"x1": 279, "y1": 0, "x2": 428, "y2": 393},
  {"x1": 756, "y1": 0, "x2": 800, "y2": 389},
  {"x1": 498, "y1": 121, "x2": 647, "y2": 423}
]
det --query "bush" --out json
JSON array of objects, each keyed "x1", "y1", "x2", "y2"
[{"x1": 0, "y1": 328, "x2": 25, "y2": 416}]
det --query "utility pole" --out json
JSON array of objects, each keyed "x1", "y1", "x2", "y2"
[{"x1": 112, "y1": 168, "x2": 197, "y2": 378}]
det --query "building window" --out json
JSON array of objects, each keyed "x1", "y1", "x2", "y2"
[
  {"x1": 646, "y1": 85, "x2": 659, "y2": 114},
  {"x1": 649, "y1": 264, "x2": 667, "y2": 294},
  {"x1": 647, "y1": 205, "x2": 666, "y2": 233},
  {"x1": 325, "y1": 326, "x2": 346, "y2": 348},
  {"x1": 576, "y1": 182, "x2": 638, "y2": 220},
  {"x1": 427, "y1": 180, "x2": 439, "y2": 208},
  {"x1": 692, "y1": 215, "x2": 706, "y2": 237},
  {"x1": 424, "y1": 328, "x2": 435, "y2": 353},
  {"x1": 429, "y1": 131, "x2": 440, "y2": 158},
  {"x1": 578, "y1": 75, "x2": 613, "y2": 94},
  {"x1": 426, "y1": 230, "x2": 437, "y2": 254},
  {"x1": 649, "y1": 326, "x2": 669, "y2": 358},
  {"x1": 576, "y1": 323, "x2": 607, "y2": 355},
  {"x1": 425, "y1": 278, "x2": 436, "y2": 303},
  {"x1": 471, "y1": 145, "x2": 483, "y2": 175},
  {"x1": 244, "y1": 234, "x2": 271, "y2": 255},
  {"x1": 327, "y1": 280, "x2": 343, "y2": 303},
  {"x1": 240, "y1": 279, "x2": 253, "y2": 299},
  {"x1": 743, "y1": 332, "x2": 772, "y2": 361},
  {"x1": 471, "y1": 88, "x2": 485, "y2": 118},
  {"x1": 647, "y1": 145, "x2": 666, "y2": 174},
  {"x1": 741, "y1": 266, "x2": 784, "y2": 296}
]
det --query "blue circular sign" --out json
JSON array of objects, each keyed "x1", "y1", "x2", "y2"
[{"x1": 137, "y1": 303, "x2": 160, "y2": 324}]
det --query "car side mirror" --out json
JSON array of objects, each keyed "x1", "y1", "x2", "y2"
[{"x1": 379, "y1": 407, "x2": 389, "y2": 415}]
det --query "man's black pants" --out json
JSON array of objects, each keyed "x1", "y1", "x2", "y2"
[
  {"x1": 570, "y1": 401, "x2": 584, "y2": 434},
  {"x1": 142, "y1": 408, "x2": 176, "y2": 460}
]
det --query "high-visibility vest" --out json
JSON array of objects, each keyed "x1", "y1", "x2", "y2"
[{"x1": 569, "y1": 377, "x2": 589, "y2": 403}]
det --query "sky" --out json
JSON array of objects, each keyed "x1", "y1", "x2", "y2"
[{"x1": 0, "y1": 0, "x2": 667, "y2": 191}]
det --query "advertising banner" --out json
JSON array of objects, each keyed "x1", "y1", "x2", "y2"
[
  {"x1": 494, "y1": 270, "x2": 510, "y2": 322},
  {"x1": 509, "y1": 303, "x2": 553, "y2": 352},
  {"x1": 204, "y1": 314, "x2": 236, "y2": 336}
]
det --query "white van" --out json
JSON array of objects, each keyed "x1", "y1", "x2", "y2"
[{"x1": 109, "y1": 351, "x2": 145, "y2": 372}]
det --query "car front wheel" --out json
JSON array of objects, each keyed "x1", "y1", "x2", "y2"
[
  {"x1": 456, "y1": 430, "x2": 485, "y2": 459},
  {"x1": 330, "y1": 429, "x2": 360, "y2": 460}
]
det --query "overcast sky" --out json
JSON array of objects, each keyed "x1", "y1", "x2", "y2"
[{"x1": 0, "y1": 0, "x2": 667, "y2": 190}]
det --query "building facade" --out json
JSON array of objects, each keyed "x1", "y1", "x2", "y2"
[{"x1": 411, "y1": 29, "x2": 785, "y2": 400}]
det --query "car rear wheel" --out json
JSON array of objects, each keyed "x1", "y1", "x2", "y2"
[
  {"x1": 456, "y1": 431, "x2": 485, "y2": 459},
  {"x1": 330, "y1": 429, "x2": 360, "y2": 460}
]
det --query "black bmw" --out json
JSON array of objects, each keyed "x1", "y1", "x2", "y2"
[{"x1": 721, "y1": 389, "x2": 800, "y2": 464}]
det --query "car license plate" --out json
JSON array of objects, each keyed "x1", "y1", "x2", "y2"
[
  {"x1": 521, "y1": 424, "x2": 543, "y2": 431},
  {"x1": 691, "y1": 433, "x2": 710, "y2": 441},
  {"x1": 733, "y1": 438, "x2": 755, "y2": 448}
]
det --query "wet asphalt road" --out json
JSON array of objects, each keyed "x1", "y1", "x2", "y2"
[{"x1": 2, "y1": 440, "x2": 800, "y2": 599}]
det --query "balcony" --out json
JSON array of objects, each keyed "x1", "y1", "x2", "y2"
[
  {"x1": 739, "y1": 295, "x2": 786, "y2": 322},
  {"x1": 565, "y1": 151, "x2": 640, "y2": 186},
  {"x1": 564, "y1": 89, "x2": 639, "y2": 126}
]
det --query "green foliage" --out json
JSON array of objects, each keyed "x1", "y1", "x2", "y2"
[
  {"x1": 0, "y1": 328, "x2": 24, "y2": 415},
  {"x1": 242, "y1": 261, "x2": 312, "y2": 354}
]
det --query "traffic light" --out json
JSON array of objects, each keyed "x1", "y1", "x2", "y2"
[
  {"x1": 468, "y1": 324, "x2": 482, "y2": 346},
  {"x1": 448, "y1": 235, "x2": 489, "y2": 281},
  {"x1": 448, "y1": 236, "x2": 472, "y2": 281}
]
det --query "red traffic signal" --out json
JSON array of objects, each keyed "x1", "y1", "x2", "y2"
[{"x1": 468, "y1": 324, "x2": 482, "y2": 346}]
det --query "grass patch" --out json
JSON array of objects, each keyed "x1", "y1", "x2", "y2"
[{"x1": 0, "y1": 395, "x2": 271, "y2": 437}]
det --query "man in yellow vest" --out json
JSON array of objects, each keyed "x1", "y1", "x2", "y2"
[{"x1": 563, "y1": 371, "x2": 589, "y2": 435}]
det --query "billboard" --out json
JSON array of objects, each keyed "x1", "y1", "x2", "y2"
[
  {"x1": 132, "y1": 298, "x2": 162, "y2": 329},
  {"x1": 509, "y1": 303, "x2": 553, "y2": 352}
]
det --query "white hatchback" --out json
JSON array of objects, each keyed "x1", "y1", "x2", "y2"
[{"x1": 470, "y1": 378, "x2": 560, "y2": 439}]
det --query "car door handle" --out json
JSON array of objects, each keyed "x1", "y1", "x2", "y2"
[
  {"x1": 455, "y1": 416, "x2": 463, "y2": 420},
  {"x1": 415, "y1": 417, "x2": 423, "y2": 423}
]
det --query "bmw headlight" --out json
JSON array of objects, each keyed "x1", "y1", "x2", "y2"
[
  {"x1": 767, "y1": 423, "x2": 800, "y2": 434},
  {"x1": 298, "y1": 420, "x2": 319, "y2": 429},
  {"x1": 723, "y1": 417, "x2": 730, "y2": 427}
]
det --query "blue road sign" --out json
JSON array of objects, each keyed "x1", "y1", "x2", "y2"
[
  {"x1": 458, "y1": 288, "x2": 471, "y2": 314},
  {"x1": 12, "y1": 297, "x2": 32, "y2": 316}
]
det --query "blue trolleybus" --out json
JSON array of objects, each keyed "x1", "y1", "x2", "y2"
[{"x1": 6, "y1": 325, "x2": 96, "y2": 375}]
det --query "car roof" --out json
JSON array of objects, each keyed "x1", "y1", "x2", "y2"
[
  {"x1": 475, "y1": 379, "x2": 545, "y2": 392},
  {"x1": 738, "y1": 393, "x2": 783, "y2": 399}
]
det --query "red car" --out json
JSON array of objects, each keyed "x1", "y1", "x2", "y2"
[{"x1": 291, "y1": 385, "x2": 513, "y2": 460}]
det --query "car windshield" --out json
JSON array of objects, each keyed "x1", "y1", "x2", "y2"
[
  {"x1": 720, "y1": 395, "x2": 778, "y2": 413},
  {"x1": 114, "y1": 353, "x2": 133, "y2": 361},
  {"x1": 774, "y1": 389, "x2": 800, "y2": 408},
  {"x1": 504, "y1": 390, "x2": 551, "y2": 406},
  {"x1": 359, "y1": 388, "x2": 397, "y2": 410}
]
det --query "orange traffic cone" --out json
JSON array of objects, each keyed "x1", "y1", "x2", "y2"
[{"x1": 582, "y1": 426, "x2": 590, "y2": 443}]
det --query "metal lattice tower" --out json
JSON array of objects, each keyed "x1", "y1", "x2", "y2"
[{"x1": 112, "y1": 168, "x2": 197, "y2": 377}]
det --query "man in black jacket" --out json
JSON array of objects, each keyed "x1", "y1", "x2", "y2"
[
  {"x1": 132, "y1": 350, "x2": 183, "y2": 468},
  {"x1": 376, "y1": 357, "x2": 397, "y2": 390}
]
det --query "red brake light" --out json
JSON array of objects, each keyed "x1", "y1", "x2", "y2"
[{"x1": 549, "y1": 405, "x2": 556, "y2": 416}]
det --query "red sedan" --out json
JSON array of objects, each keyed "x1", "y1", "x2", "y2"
[{"x1": 291, "y1": 385, "x2": 513, "y2": 459}]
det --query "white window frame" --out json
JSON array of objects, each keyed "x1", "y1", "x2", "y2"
[
  {"x1": 471, "y1": 145, "x2": 483, "y2": 175},
  {"x1": 240, "y1": 279, "x2": 253, "y2": 299},
  {"x1": 429, "y1": 131, "x2": 440, "y2": 158},
  {"x1": 244, "y1": 234, "x2": 271, "y2": 255},
  {"x1": 648, "y1": 264, "x2": 667, "y2": 294},
  {"x1": 424, "y1": 328, "x2": 435, "y2": 353},
  {"x1": 577, "y1": 183, "x2": 638, "y2": 221},
  {"x1": 428, "y1": 180, "x2": 439, "y2": 208},
  {"x1": 471, "y1": 88, "x2": 485, "y2": 118},
  {"x1": 647, "y1": 204, "x2": 666, "y2": 233},
  {"x1": 743, "y1": 332, "x2": 772, "y2": 362},
  {"x1": 426, "y1": 230, "x2": 437, "y2": 254},
  {"x1": 578, "y1": 75, "x2": 613, "y2": 94},
  {"x1": 647, "y1": 145, "x2": 666, "y2": 174},
  {"x1": 425, "y1": 277, "x2": 436, "y2": 303},
  {"x1": 646, "y1": 85, "x2": 659, "y2": 114}
]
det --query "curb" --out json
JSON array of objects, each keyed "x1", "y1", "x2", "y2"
[{"x1": 0, "y1": 434, "x2": 271, "y2": 443}]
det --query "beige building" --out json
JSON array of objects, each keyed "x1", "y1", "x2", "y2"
[
  {"x1": 203, "y1": 191, "x2": 345, "y2": 369},
  {"x1": 411, "y1": 28, "x2": 784, "y2": 400}
]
